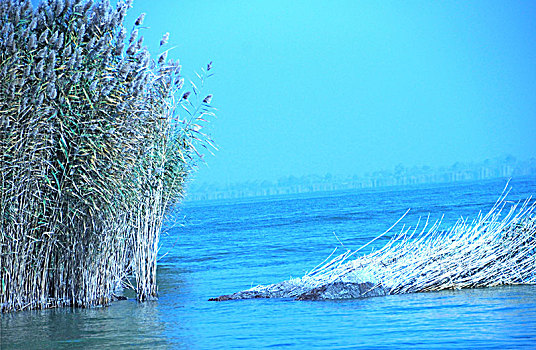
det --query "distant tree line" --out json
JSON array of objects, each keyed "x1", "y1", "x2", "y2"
[{"x1": 188, "y1": 156, "x2": 535, "y2": 201}]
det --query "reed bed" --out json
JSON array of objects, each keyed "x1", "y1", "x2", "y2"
[
  {"x1": 1, "y1": 0, "x2": 214, "y2": 312},
  {"x1": 213, "y1": 192, "x2": 536, "y2": 301}
]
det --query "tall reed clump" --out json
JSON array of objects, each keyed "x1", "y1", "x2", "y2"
[{"x1": 0, "y1": 0, "x2": 215, "y2": 312}]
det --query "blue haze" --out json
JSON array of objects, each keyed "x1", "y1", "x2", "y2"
[{"x1": 121, "y1": 0, "x2": 536, "y2": 185}]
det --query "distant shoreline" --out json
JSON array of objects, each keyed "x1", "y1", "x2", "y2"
[
  {"x1": 186, "y1": 158, "x2": 536, "y2": 202},
  {"x1": 184, "y1": 175, "x2": 536, "y2": 206}
]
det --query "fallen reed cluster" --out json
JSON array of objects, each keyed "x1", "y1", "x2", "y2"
[
  {"x1": 0, "y1": 0, "x2": 214, "y2": 312},
  {"x1": 213, "y1": 192, "x2": 536, "y2": 301}
]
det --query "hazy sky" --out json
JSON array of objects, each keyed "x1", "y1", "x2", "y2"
[{"x1": 34, "y1": 1, "x2": 536, "y2": 184}]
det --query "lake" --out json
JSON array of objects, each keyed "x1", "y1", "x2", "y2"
[{"x1": 2, "y1": 177, "x2": 536, "y2": 349}]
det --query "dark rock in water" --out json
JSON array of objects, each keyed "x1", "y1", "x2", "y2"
[
  {"x1": 209, "y1": 281, "x2": 386, "y2": 301},
  {"x1": 209, "y1": 294, "x2": 239, "y2": 301},
  {"x1": 296, "y1": 282, "x2": 386, "y2": 300},
  {"x1": 209, "y1": 280, "x2": 303, "y2": 301},
  {"x1": 208, "y1": 290, "x2": 270, "y2": 301}
]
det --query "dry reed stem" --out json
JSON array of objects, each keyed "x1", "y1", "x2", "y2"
[{"x1": 224, "y1": 193, "x2": 536, "y2": 301}]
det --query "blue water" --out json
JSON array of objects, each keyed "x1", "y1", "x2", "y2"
[{"x1": 2, "y1": 177, "x2": 536, "y2": 349}]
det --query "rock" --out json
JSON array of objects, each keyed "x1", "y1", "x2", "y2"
[
  {"x1": 209, "y1": 281, "x2": 386, "y2": 301},
  {"x1": 296, "y1": 281, "x2": 386, "y2": 300},
  {"x1": 208, "y1": 289, "x2": 270, "y2": 301}
]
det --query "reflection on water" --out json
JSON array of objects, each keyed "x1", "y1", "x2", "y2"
[
  {"x1": 1, "y1": 301, "x2": 172, "y2": 349},
  {"x1": 2, "y1": 177, "x2": 536, "y2": 349}
]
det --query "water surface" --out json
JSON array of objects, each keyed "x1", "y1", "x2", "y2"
[{"x1": 2, "y1": 177, "x2": 536, "y2": 349}]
